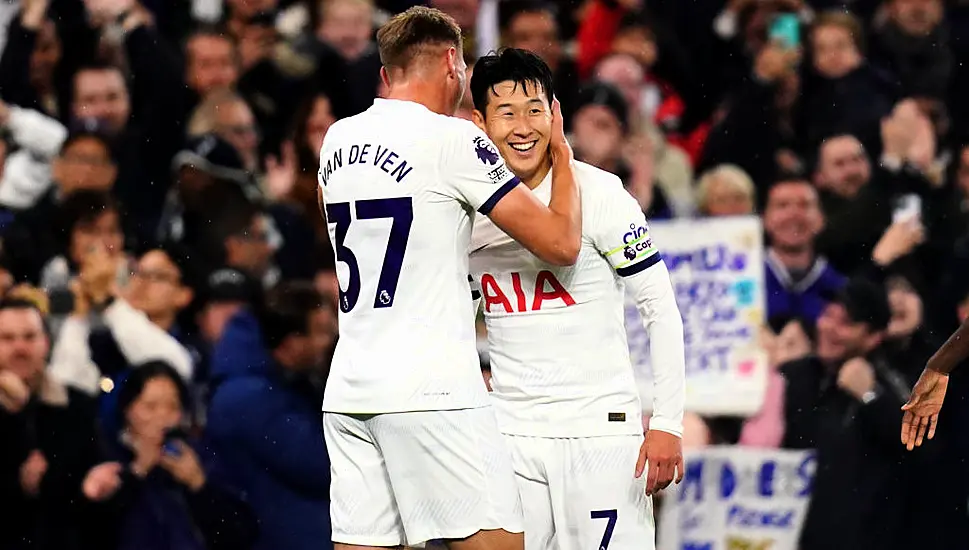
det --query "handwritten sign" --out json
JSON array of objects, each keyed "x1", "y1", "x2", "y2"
[
  {"x1": 658, "y1": 447, "x2": 817, "y2": 550},
  {"x1": 628, "y1": 216, "x2": 767, "y2": 416}
]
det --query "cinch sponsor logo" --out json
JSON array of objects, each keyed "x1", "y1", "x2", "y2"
[
  {"x1": 623, "y1": 223, "x2": 650, "y2": 244},
  {"x1": 622, "y1": 224, "x2": 653, "y2": 261}
]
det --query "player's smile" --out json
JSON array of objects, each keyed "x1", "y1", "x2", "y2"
[{"x1": 509, "y1": 140, "x2": 538, "y2": 153}]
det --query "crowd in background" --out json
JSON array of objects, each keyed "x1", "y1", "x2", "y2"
[{"x1": 0, "y1": 0, "x2": 968, "y2": 549}]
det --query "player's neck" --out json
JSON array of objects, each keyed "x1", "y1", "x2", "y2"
[
  {"x1": 385, "y1": 81, "x2": 453, "y2": 116},
  {"x1": 520, "y1": 158, "x2": 553, "y2": 190}
]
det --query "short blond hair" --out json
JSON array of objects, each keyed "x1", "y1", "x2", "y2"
[
  {"x1": 696, "y1": 164, "x2": 756, "y2": 209},
  {"x1": 376, "y1": 6, "x2": 462, "y2": 70},
  {"x1": 187, "y1": 89, "x2": 247, "y2": 137}
]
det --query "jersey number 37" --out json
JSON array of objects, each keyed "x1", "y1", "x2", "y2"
[{"x1": 326, "y1": 197, "x2": 413, "y2": 313}]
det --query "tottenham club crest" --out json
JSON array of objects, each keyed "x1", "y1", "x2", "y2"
[{"x1": 473, "y1": 136, "x2": 500, "y2": 165}]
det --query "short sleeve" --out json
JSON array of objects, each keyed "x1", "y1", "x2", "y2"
[
  {"x1": 439, "y1": 122, "x2": 521, "y2": 214},
  {"x1": 591, "y1": 179, "x2": 662, "y2": 277}
]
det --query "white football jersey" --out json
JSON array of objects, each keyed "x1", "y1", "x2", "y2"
[
  {"x1": 319, "y1": 99, "x2": 521, "y2": 414},
  {"x1": 470, "y1": 162, "x2": 662, "y2": 437}
]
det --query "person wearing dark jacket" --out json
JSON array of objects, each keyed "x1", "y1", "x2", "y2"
[
  {"x1": 780, "y1": 278, "x2": 911, "y2": 550},
  {"x1": 0, "y1": 298, "x2": 101, "y2": 550},
  {"x1": 81, "y1": 361, "x2": 258, "y2": 550},
  {"x1": 206, "y1": 281, "x2": 336, "y2": 550}
]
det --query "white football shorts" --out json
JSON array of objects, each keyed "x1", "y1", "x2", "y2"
[
  {"x1": 323, "y1": 407, "x2": 524, "y2": 546},
  {"x1": 506, "y1": 434, "x2": 655, "y2": 550}
]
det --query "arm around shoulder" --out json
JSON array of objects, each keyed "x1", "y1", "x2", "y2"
[{"x1": 485, "y1": 144, "x2": 582, "y2": 265}]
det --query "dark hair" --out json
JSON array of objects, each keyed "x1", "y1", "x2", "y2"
[
  {"x1": 258, "y1": 281, "x2": 325, "y2": 351},
  {"x1": 56, "y1": 190, "x2": 122, "y2": 251},
  {"x1": 60, "y1": 130, "x2": 114, "y2": 162},
  {"x1": 0, "y1": 297, "x2": 48, "y2": 338},
  {"x1": 498, "y1": 1, "x2": 557, "y2": 32},
  {"x1": 471, "y1": 48, "x2": 555, "y2": 115},
  {"x1": 289, "y1": 92, "x2": 332, "y2": 172},
  {"x1": 616, "y1": 10, "x2": 655, "y2": 37},
  {"x1": 830, "y1": 277, "x2": 892, "y2": 332},
  {"x1": 116, "y1": 361, "x2": 189, "y2": 426},
  {"x1": 0, "y1": 297, "x2": 43, "y2": 315},
  {"x1": 766, "y1": 176, "x2": 813, "y2": 196},
  {"x1": 201, "y1": 182, "x2": 262, "y2": 255},
  {"x1": 376, "y1": 6, "x2": 463, "y2": 70},
  {"x1": 184, "y1": 24, "x2": 235, "y2": 58},
  {"x1": 140, "y1": 241, "x2": 200, "y2": 290}
]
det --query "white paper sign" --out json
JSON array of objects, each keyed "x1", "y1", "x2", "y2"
[
  {"x1": 628, "y1": 216, "x2": 768, "y2": 416},
  {"x1": 658, "y1": 447, "x2": 817, "y2": 550}
]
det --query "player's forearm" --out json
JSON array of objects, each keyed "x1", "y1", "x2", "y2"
[
  {"x1": 927, "y1": 317, "x2": 969, "y2": 375},
  {"x1": 629, "y1": 261, "x2": 686, "y2": 436},
  {"x1": 544, "y1": 145, "x2": 582, "y2": 264}
]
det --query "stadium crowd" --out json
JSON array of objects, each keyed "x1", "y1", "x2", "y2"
[{"x1": 0, "y1": 0, "x2": 968, "y2": 549}]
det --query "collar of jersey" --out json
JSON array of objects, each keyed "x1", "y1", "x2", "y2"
[{"x1": 371, "y1": 98, "x2": 434, "y2": 115}]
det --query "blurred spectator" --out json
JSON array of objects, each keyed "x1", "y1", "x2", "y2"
[
  {"x1": 188, "y1": 90, "x2": 262, "y2": 172},
  {"x1": 200, "y1": 190, "x2": 279, "y2": 287},
  {"x1": 499, "y1": 1, "x2": 580, "y2": 122},
  {"x1": 158, "y1": 134, "x2": 259, "y2": 248},
  {"x1": 272, "y1": 92, "x2": 336, "y2": 239},
  {"x1": 740, "y1": 318, "x2": 813, "y2": 448},
  {"x1": 47, "y1": 240, "x2": 194, "y2": 398},
  {"x1": 315, "y1": 0, "x2": 382, "y2": 115},
  {"x1": 197, "y1": 267, "x2": 261, "y2": 346},
  {"x1": 3, "y1": 125, "x2": 120, "y2": 273},
  {"x1": 763, "y1": 177, "x2": 845, "y2": 325},
  {"x1": 184, "y1": 27, "x2": 240, "y2": 105},
  {"x1": 813, "y1": 120, "x2": 935, "y2": 285},
  {"x1": 0, "y1": 98, "x2": 66, "y2": 211},
  {"x1": 67, "y1": 0, "x2": 186, "y2": 240},
  {"x1": 695, "y1": 164, "x2": 756, "y2": 216},
  {"x1": 207, "y1": 282, "x2": 336, "y2": 550},
  {"x1": 869, "y1": 0, "x2": 951, "y2": 99},
  {"x1": 570, "y1": 80, "x2": 670, "y2": 216},
  {"x1": 27, "y1": 191, "x2": 131, "y2": 315},
  {"x1": 224, "y1": 0, "x2": 280, "y2": 40},
  {"x1": 780, "y1": 278, "x2": 910, "y2": 550},
  {"x1": 594, "y1": 52, "x2": 696, "y2": 216},
  {"x1": 0, "y1": 298, "x2": 101, "y2": 550},
  {"x1": 803, "y1": 11, "x2": 896, "y2": 152},
  {"x1": 699, "y1": 39, "x2": 802, "y2": 203},
  {"x1": 81, "y1": 361, "x2": 258, "y2": 550},
  {"x1": 430, "y1": 0, "x2": 480, "y2": 52},
  {"x1": 0, "y1": 0, "x2": 65, "y2": 119}
]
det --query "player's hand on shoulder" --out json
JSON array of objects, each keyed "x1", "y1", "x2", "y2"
[{"x1": 636, "y1": 429, "x2": 684, "y2": 496}]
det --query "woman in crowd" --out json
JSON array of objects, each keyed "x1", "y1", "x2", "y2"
[{"x1": 81, "y1": 361, "x2": 257, "y2": 550}]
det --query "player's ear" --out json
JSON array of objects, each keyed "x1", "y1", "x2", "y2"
[
  {"x1": 446, "y1": 47, "x2": 459, "y2": 79},
  {"x1": 471, "y1": 109, "x2": 486, "y2": 132},
  {"x1": 380, "y1": 66, "x2": 391, "y2": 88}
]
